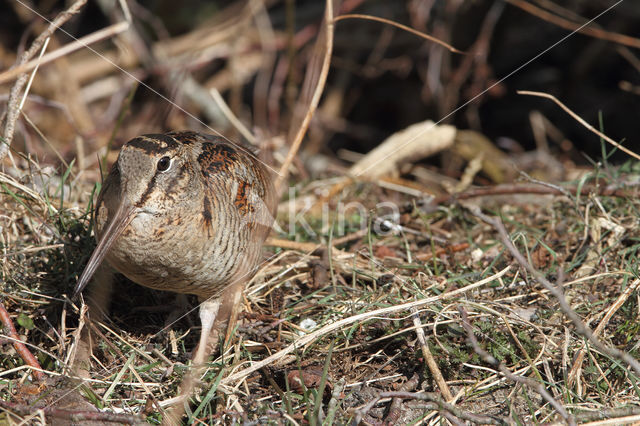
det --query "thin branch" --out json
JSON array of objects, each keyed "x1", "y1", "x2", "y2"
[
  {"x1": 0, "y1": 399, "x2": 145, "y2": 424},
  {"x1": 432, "y1": 183, "x2": 638, "y2": 205},
  {"x1": 385, "y1": 373, "x2": 420, "y2": 424},
  {"x1": 411, "y1": 308, "x2": 453, "y2": 401},
  {"x1": 0, "y1": 301, "x2": 45, "y2": 381},
  {"x1": 505, "y1": 0, "x2": 640, "y2": 49},
  {"x1": 334, "y1": 14, "x2": 463, "y2": 53},
  {"x1": 458, "y1": 306, "x2": 574, "y2": 425},
  {"x1": 468, "y1": 206, "x2": 640, "y2": 378},
  {"x1": 0, "y1": 22, "x2": 129, "y2": 86},
  {"x1": 354, "y1": 389, "x2": 505, "y2": 425},
  {"x1": 220, "y1": 266, "x2": 511, "y2": 386},
  {"x1": 1, "y1": 0, "x2": 89, "y2": 161},
  {"x1": 574, "y1": 406, "x2": 640, "y2": 424},
  {"x1": 209, "y1": 88, "x2": 256, "y2": 145},
  {"x1": 275, "y1": 0, "x2": 336, "y2": 190},
  {"x1": 518, "y1": 90, "x2": 640, "y2": 161}
]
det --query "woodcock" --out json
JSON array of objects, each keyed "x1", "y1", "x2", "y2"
[{"x1": 74, "y1": 131, "x2": 276, "y2": 362}]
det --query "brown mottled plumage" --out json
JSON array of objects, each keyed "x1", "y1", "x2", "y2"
[{"x1": 74, "y1": 131, "x2": 276, "y2": 362}]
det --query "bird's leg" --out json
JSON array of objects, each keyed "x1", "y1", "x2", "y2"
[
  {"x1": 193, "y1": 299, "x2": 220, "y2": 365},
  {"x1": 164, "y1": 299, "x2": 221, "y2": 425},
  {"x1": 166, "y1": 283, "x2": 248, "y2": 423}
]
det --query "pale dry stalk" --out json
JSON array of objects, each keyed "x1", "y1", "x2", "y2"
[{"x1": 1, "y1": 0, "x2": 89, "y2": 161}]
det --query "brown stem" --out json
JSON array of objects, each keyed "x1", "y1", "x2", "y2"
[
  {"x1": 355, "y1": 389, "x2": 505, "y2": 425},
  {"x1": 458, "y1": 306, "x2": 574, "y2": 425},
  {"x1": 0, "y1": 399, "x2": 144, "y2": 424},
  {"x1": 505, "y1": 0, "x2": 640, "y2": 49},
  {"x1": 411, "y1": 309, "x2": 453, "y2": 401},
  {"x1": 0, "y1": 301, "x2": 45, "y2": 380},
  {"x1": 468, "y1": 206, "x2": 640, "y2": 378},
  {"x1": 275, "y1": 0, "x2": 337, "y2": 192},
  {"x1": 0, "y1": 0, "x2": 89, "y2": 161},
  {"x1": 433, "y1": 184, "x2": 638, "y2": 205}
]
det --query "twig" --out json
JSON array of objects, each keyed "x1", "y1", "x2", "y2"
[
  {"x1": 0, "y1": 399, "x2": 145, "y2": 424},
  {"x1": 568, "y1": 278, "x2": 640, "y2": 386},
  {"x1": 275, "y1": 0, "x2": 336, "y2": 191},
  {"x1": 18, "y1": 37, "x2": 50, "y2": 113},
  {"x1": 518, "y1": 90, "x2": 640, "y2": 161},
  {"x1": 505, "y1": 0, "x2": 640, "y2": 49},
  {"x1": 2, "y1": 244, "x2": 65, "y2": 258},
  {"x1": 432, "y1": 183, "x2": 638, "y2": 205},
  {"x1": 249, "y1": 0, "x2": 277, "y2": 132},
  {"x1": 385, "y1": 373, "x2": 419, "y2": 424},
  {"x1": 209, "y1": 88, "x2": 256, "y2": 145},
  {"x1": 354, "y1": 390, "x2": 504, "y2": 425},
  {"x1": 264, "y1": 237, "x2": 318, "y2": 252},
  {"x1": 442, "y1": 1, "x2": 504, "y2": 115},
  {"x1": 581, "y1": 414, "x2": 640, "y2": 426},
  {"x1": 264, "y1": 229, "x2": 368, "y2": 253},
  {"x1": 325, "y1": 377, "x2": 346, "y2": 425},
  {"x1": 220, "y1": 266, "x2": 511, "y2": 386},
  {"x1": 458, "y1": 306, "x2": 574, "y2": 425},
  {"x1": 411, "y1": 308, "x2": 453, "y2": 401},
  {"x1": 0, "y1": 22, "x2": 130, "y2": 86},
  {"x1": 0, "y1": 301, "x2": 45, "y2": 380},
  {"x1": 334, "y1": 14, "x2": 463, "y2": 54},
  {"x1": 574, "y1": 406, "x2": 640, "y2": 424},
  {"x1": 468, "y1": 206, "x2": 640, "y2": 378},
  {"x1": 518, "y1": 171, "x2": 575, "y2": 201},
  {"x1": 1, "y1": 0, "x2": 89, "y2": 161}
]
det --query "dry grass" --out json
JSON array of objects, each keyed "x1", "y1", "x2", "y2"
[
  {"x1": 2, "y1": 166, "x2": 640, "y2": 424},
  {"x1": 2, "y1": 1, "x2": 640, "y2": 425}
]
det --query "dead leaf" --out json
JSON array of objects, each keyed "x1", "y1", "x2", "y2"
[
  {"x1": 287, "y1": 368, "x2": 332, "y2": 393},
  {"x1": 374, "y1": 245, "x2": 397, "y2": 259}
]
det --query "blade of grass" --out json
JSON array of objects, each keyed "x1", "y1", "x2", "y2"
[
  {"x1": 102, "y1": 353, "x2": 135, "y2": 403},
  {"x1": 57, "y1": 158, "x2": 75, "y2": 212},
  {"x1": 313, "y1": 339, "x2": 334, "y2": 424},
  {"x1": 188, "y1": 366, "x2": 225, "y2": 424}
]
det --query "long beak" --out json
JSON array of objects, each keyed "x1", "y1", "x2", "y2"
[{"x1": 73, "y1": 199, "x2": 136, "y2": 298}]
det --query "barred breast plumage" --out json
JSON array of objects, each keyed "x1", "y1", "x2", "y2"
[{"x1": 74, "y1": 131, "x2": 276, "y2": 363}]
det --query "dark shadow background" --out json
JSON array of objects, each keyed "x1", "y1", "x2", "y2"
[{"x1": 1, "y1": 0, "x2": 638, "y2": 165}]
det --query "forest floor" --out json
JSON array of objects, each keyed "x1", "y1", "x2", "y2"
[
  {"x1": 2, "y1": 155, "x2": 640, "y2": 424},
  {"x1": 2, "y1": 0, "x2": 640, "y2": 424}
]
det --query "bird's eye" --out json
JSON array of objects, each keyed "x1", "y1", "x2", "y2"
[{"x1": 157, "y1": 156, "x2": 172, "y2": 172}]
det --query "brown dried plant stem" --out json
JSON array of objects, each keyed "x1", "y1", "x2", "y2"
[
  {"x1": 0, "y1": 301, "x2": 45, "y2": 380},
  {"x1": 505, "y1": 0, "x2": 640, "y2": 49},
  {"x1": 468, "y1": 206, "x2": 640, "y2": 377},
  {"x1": 411, "y1": 307, "x2": 453, "y2": 401},
  {"x1": 575, "y1": 407, "x2": 640, "y2": 424},
  {"x1": 333, "y1": 14, "x2": 463, "y2": 54},
  {"x1": 568, "y1": 278, "x2": 640, "y2": 386},
  {"x1": 0, "y1": 399, "x2": 144, "y2": 425},
  {"x1": 433, "y1": 184, "x2": 637, "y2": 205},
  {"x1": 275, "y1": 0, "x2": 336, "y2": 192},
  {"x1": 0, "y1": 0, "x2": 88, "y2": 161},
  {"x1": 355, "y1": 389, "x2": 504, "y2": 425},
  {"x1": 458, "y1": 306, "x2": 574, "y2": 425},
  {"x1": 518, "y1": 90, "x2": 640, "y2": 161},
  {"x1": 385, "y1": 373, "x2": 419, "y2": 424},
  {"x1": 220, "y1": 265, "x2": 511, "y2": 386},
  {"x1": 0, "y1": 22, "x2": 129, "y2": 86},
  {"x1": 265, "y1": 229, "x2": 368, "y2": 252}
]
